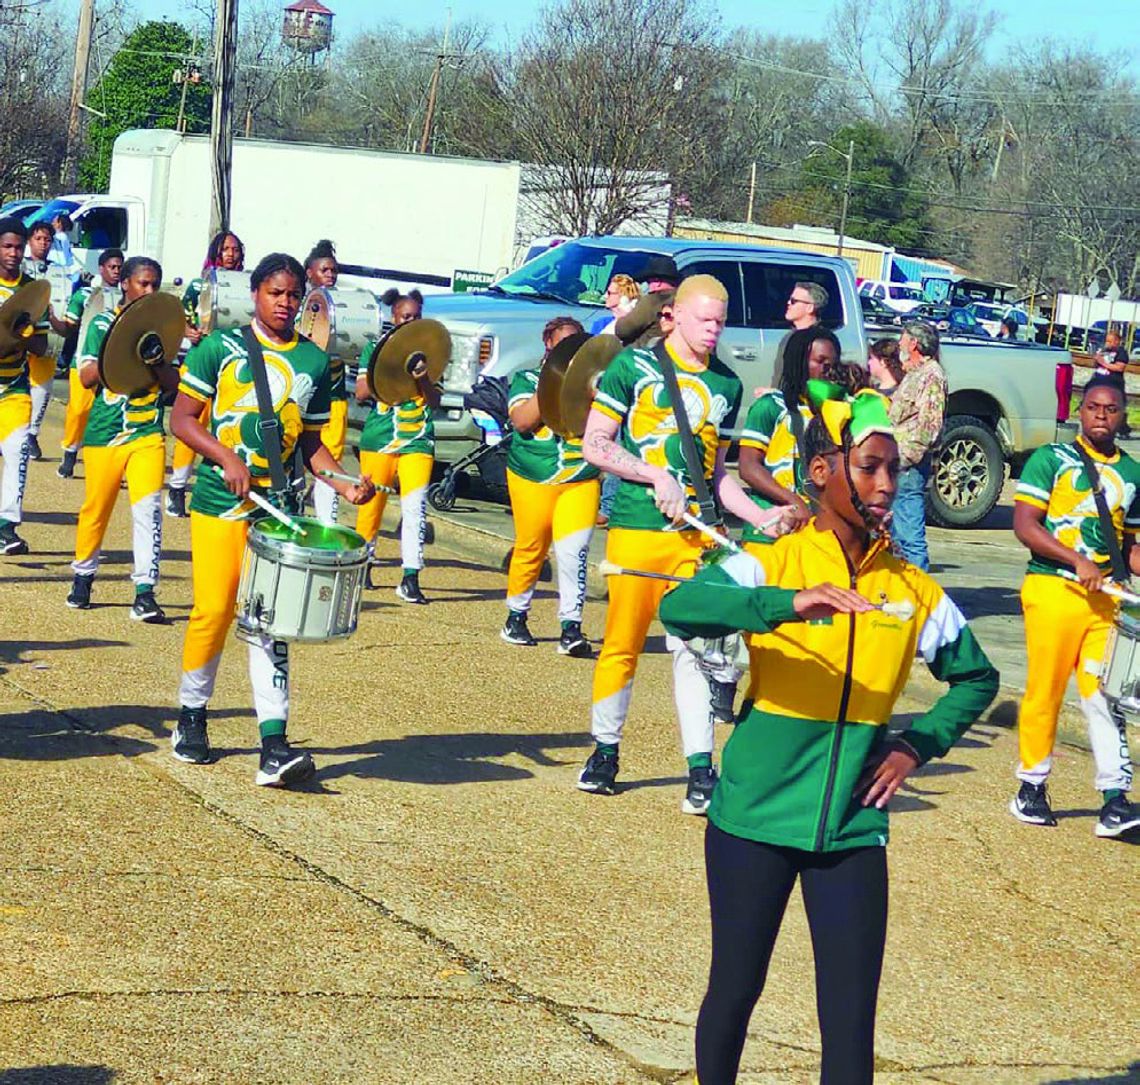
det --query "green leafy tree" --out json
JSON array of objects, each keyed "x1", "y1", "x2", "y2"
[
  {"x1": 79, "y1": 21, "x2": 210, "y2": 191},
  {"x1": 784, "y1": 121, "x2": 934, "y2": 252}
]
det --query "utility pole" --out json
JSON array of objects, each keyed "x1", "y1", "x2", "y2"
[
  {"x1": 210, "y1": 0, "x2": 238, "y2": 237},
  {"x1": 837, "y1": 138, "x2": 854, "y2": 259},
  {"x1": 63, "y1": 0, "x2": 95, "y2": 189},
  {"x1": 746, "y1": 161, "x2": 756, "y2": 224},
  {"x1": 418, "y1": 11, "x2": 451, "y2": 155}
]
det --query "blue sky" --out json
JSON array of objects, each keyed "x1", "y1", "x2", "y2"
[{"x1": 99, "y1": 0, "x2": 1140, "y2": 63}]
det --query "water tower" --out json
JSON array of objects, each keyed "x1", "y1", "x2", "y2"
[{"x1": 282, "y1": 0, "x2": 334, "y2": 60}]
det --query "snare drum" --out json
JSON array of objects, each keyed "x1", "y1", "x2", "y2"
[
  {"x1": 236, "y1": 516, "x2": 369, "y2": 644},
  {"x1": 198, "y1": 269, "x2": 255, "y2": 334},
  {"x1": 299, "y1": 286, "x2": 382, "y2": 363},
  {"x1": 1100, "y1": 604, "x2": 1140, "y2": 716}
]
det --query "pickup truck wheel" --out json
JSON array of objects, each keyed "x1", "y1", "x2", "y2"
[{"x1": 926, "y1": 415, "x2": 1004, "y2": 528}]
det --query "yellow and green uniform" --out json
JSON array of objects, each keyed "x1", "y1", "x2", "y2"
[
  {"x1": 72, "y1": 308, "x2": 166, "y2": 588},
  {"x1": 589, "y1": 341, "x2": 742, "y2": 758},
  {"x1": 1013, "y1": 437, "x2": 1140, "y2": 791},
  {"x1": 0, "y1": 272, "x2": 49, "y2": 525},
  {"x1": 62, "y1": 285, "x2": 122, "y2": 452},
  {"x1": 181, "y1": 277, "x2": 205, "y2": 328},
  {"x1": 660, "y1": 523, "x2": 998, "y2": 851},
  {"x1": 169, "y1": 278, "x2": 210, "y2": 489},
  {"x1": 505, "y1": 367, "x2": 600, "y2": 622},
  {"x1": 356, "y1": 393, "x2": 435, "y2": 570},
  {"x1": 738, "y1": 390, "x2": 813, "y2": 544},
  {"x1": 177, "y1": 324, "x2": 333, "y2": 738},
  {"x1": 178, "y1": 326, "x2": 332, "y2": 520}
]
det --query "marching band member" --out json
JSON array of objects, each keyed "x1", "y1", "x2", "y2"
[
  {"x1": 500, "y1": 316, "x2": 599, "y2": 657},
  {"x1": 65, "y1": 257, "x2": 178, "y2": 621},
  {"x1": 0, "y1": 216, "x2": 49, "y2": 555},
  {"x1": 21, "y1": 222, "x2": 55, "y2": 462},
  {"x1": 354, "y1": 288, "x2": 437, "y2": 604},
  {"x1": 575, "y1": 274, "x2": 789, "y2": 814},
  {"x1": 167, "y1": 231, "x2": 246, "y2": 518},
  {"x1": 54, "y1": 248, "x2": 124, "y2": 479},
  {"x1": 1010, "y1": 375, "x2": 1140, "y2": 837},
  {"x1": 169, "y1": 252, "x2": 374, "y2": 787},
  {"x1": 660, "y1": 384, "x2": 997, "y2": 1085},
  {"x1": 304, "y1": 239, "x2": 346, "y2": 526}
]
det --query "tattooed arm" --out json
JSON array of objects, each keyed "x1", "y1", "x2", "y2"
[{"x1": 582, "y1": 407, "x2": 687, "y2": 521}]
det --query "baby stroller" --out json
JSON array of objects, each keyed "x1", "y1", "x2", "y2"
[{"x1": 427, "y1": 373, "x2": 514, "y2": 511}]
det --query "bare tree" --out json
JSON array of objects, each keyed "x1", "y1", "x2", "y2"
[{"x1": 491, "y1": 0, "x2": 727, "y2": 236}]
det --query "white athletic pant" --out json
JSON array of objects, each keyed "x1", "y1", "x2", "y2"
[
  {"x1": 505, "y1": 525, "x2": 592, "y2": 623},
  {"x1": 1019, "y1": 691, "x2": 1134, "y2": 792},
  {"x1": 399, "y1": 484, "x2": 427, "y2": 570},
  {"x1": 179, "y1": 634, "x2": 290, "y2": 725},
  {"x1": 313, "y1": 479, "x2": 340, "y2": 526},
  {"x1": 29, "y1": 382, "x2": 51, "y2": 436},
  {"x1": 169, "y1": 462, "x2": 194, "y2": 489},
  {"x1": 72, "y1": 491, "x2": 163, "y2": 587},
  {"x1": 0, "y1": 422, "x2": 30, "y2": 523}
]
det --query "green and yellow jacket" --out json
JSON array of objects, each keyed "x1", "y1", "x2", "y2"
[{"x1": 659, "y1": 523, "x2": 998, "y2": 852}]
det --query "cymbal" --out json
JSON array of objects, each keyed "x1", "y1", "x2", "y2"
[
  {"x1": 98, "y1": 292, "x2": 185, "y2": 396},
  {"x1": 559, "y1": 334, "x2": 623, "y2": 438},
  {"x1": 0, "y1": 279, "x2": 50, "y2": 355},
  {"x1": 366, "y1": 318, "x2": 450, "y2": 404},
  {"x1": 536, "y1": 331, "x2": 590, "y2": 437}
]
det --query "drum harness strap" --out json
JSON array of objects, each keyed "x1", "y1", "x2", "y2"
[
  {"x1": 1074, "y1": 441, "x2": 1129, "y2": 583},
  {"x1": 242, "y1": 325, "x2": 295, "y2": 512},
  {"x1": 653, "y1": 340, "x2": 722, "y2": 528}
]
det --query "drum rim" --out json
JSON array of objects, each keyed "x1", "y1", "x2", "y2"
[{"x1": 246, "y1": 519, "x2": 369, "y2": 567}]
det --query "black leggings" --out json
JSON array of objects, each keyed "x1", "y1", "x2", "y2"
[{"x1": 695, "y1": 824, "x2": 888, "y2": 1085}]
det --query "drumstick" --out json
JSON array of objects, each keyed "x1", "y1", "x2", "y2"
[
  {"x1": 1102, "y1": 583, "x2": 1140, "y2": 606},
  {"x1": 598, "y1": 559, "x2": 687, "y2": 583},
  {"x1": 318, "y1": 469, "x2": 395, "y2": 494},
  {"x1": 211, "y1": 466, "x2": 307, "y2": 536},
  {"x1": 678, "y1": 511, "x2": 741, "y2": 552}
]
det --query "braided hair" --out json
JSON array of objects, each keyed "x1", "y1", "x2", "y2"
[{"x1": 803, "y1": 411, "x2": 891, "y2": 540}]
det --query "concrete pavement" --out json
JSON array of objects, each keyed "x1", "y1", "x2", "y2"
[{"x1": 0, "y1": 398, "x2": 1136, "y2": 1084}]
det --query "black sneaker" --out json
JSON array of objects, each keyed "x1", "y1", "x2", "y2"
[
  {"x1": 256, "y1": 741, "x2": 316, "y2": 787},
  {"x1": 364, "y1": 562, "x2": 379, "y2": 590},
  {"x1": 0, "y1": 523, "x2": 28, "y2": 556},
  {"x1": 501, "y1": 610, "x2": 537, "y2": 647},
  {"x1": 130, "y1": 590, "x2": 166, "y2": 624},
  {"x1": 57, "y1": 449, "x2": 77, "y2": 478},
  {"x1": 576, "y1": 748, "x2": 619, "y2": 795},
  {"x1": 25, "y1": 433, "x2": 42, "y2": 461},
  {"x1": 171, "y1": 706, "x2": 212, "y2": 764},
  {"x1": 682, "y1": 765, "x2": 718, "y2": 816},
  {"x1": 165, "y1": 487, "x2": 188, "y2": 518},
  {"x1": 557, "y1": 622, "x2": 592, "y2": 658},
  {"x1": 1009, "y1": 781, "x2": 1058, "y2": 826},
  {"x1": 1095, "y1": 794, "x2": 1140, "y2": 838},
  {"x1": 709, "y1": 679, "x2": 737, "y2": 726},
  {"x1": 66, "y1": 573, "x2": 94, "y2": 609},
  {"x1": 395, "y1": 572, "x2": 428, "y2": 605}
]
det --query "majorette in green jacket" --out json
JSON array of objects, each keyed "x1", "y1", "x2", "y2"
[{"x1": 659, "y1": 526, "x2": 999, "y2": 852}]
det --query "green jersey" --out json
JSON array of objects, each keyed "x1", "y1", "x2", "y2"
[
  {"x1": 1015, "y1": 437, "x2": 1140, "y2": 579},
  {"x1": 180, "y1": 325, "x2": 333, "y2": 520},
  {"x1": 592, "y1": 342, "x2": 741, "y2": 531},
  {"x1": 738, "y1": 390, "x2": 813, "y2": 543},
  {"x1": 0, "y1": 271, "x2": 49, "y2": 400},
  {"x1": 78, "y1": 309, "x2": 166, "y2": 447},
  {"x1": 506, "y1": 367, "x2": 598, "y2": 484},
  {"x1": 182, "y1": 277, "x2": 204, "y2": 328},
  {"x1": 359, "y1": 394, "x2": 435, "y2": 456}
]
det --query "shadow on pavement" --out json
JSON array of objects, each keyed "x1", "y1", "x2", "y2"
[
  {"x1": 0, "y1": 1069, "x2": 116, "y2": 1085},
  {"x1": 312, "y1": 730, "x2": 594, "y2": 785},
  {"x1": 1044, "y1": 1065, "x2": 1140, "y2": 1084},
  {"x1": 0, "y1": 638, "x2": 129, "y2": 676},
  {"x1": 945, "y1": 584, "x2": 1023, "y2": 619}
]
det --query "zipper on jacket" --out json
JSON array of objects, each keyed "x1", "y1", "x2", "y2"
[{"x1": 814, "y1": 543, "x2": 858, "y2": 850}]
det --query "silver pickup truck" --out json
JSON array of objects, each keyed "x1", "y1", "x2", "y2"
[{"x1": 398, "y1": 235, "x2": 1067, "y2": 528}]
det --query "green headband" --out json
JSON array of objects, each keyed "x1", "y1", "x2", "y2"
[{"x1": 806, "y1": 379, "x2": 895, "y2": 447}]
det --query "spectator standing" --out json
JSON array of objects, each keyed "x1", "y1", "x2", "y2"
[
  {"x1": 771, "y1": 282, "x2": 828, "y2": 387},
  {"x1": 889, "y1": 322, "x2": 947, "y2": 571},
  {"x1": 1094, "y1": 329, "x2": 1129, "y2": 389},
  {"x1": 867, "y1": 338, "x2": 904, "y2": 396},
  {"x1": 590, "y1": 274, "x2": 638, "y2": 335}
]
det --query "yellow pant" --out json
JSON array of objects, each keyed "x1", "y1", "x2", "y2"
[
  {"x1": 591, "y1": 527, "x2": 704, "y2": 743},
  {"x1": 179, "y1": 512, "x2": 291, "y2": 726},
  {"x1": 62, "y1": 368, "x2": 96, "y2": 451},
  {"x1": 170, "y1": 399, "x2": 211, "y2": 486},
  {"x1": 1017, "y1": 573, "x2": 1114, "y2": 775},
  {"x1": 321, "y1": 397, "x2": 348, "y2": 461},
  {"x1": 506, "y1": 469, "x2": 599, "y2": 622},
  {"x1": 27, "y1": 353, "x2": 55, "y2": 388},
  {"x1": 73, "y1": 435, "x2": 165, "y2": 585},
  {"x1": 356, "y1": 451, "x2": 433, "y2": 570}
]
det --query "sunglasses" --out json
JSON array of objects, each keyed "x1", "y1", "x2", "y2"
[{"x1": 787, "y1": 296, "x2": 812, "y2": 306}]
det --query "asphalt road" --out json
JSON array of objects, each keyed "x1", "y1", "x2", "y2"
[{"x1": 0, "y1": 398, "x2": 1136, "y2": 1084}]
